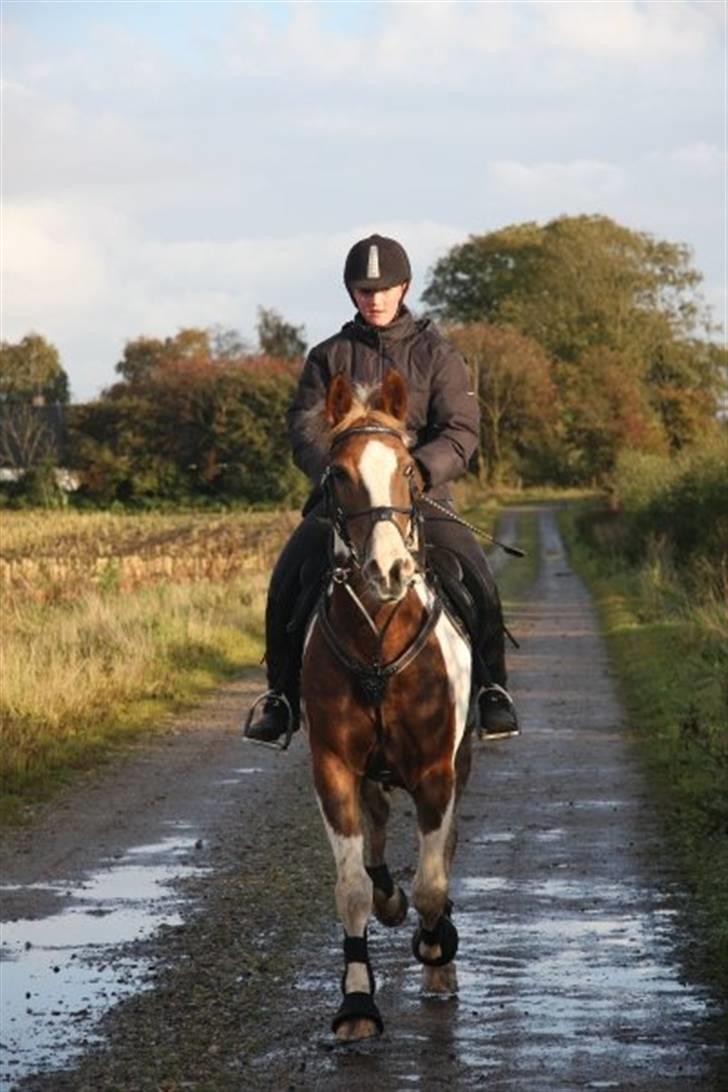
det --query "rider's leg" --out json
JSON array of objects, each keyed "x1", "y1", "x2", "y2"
[
  {"x1": 423, "y1": 511, "x2": 519, "y2": 737},
  {"x1": 244, "y1": 511, "x2": 328, "y2": 744}
]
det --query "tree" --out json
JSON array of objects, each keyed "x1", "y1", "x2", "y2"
[
  {"x1": 0, "y1": 334, "x2": 70, "y2": 404},
  {"x1": 256, "y1": 307, "x2": 307, "y2": 360},
  {"x1": 557, "y1": 348, "x2": 667, "y2": 482},
  {"x1": 69, "y1": 356, "x2": 308, "y2": 506},
  {"x1": 208, "y1": 325, "x2": 249, "y2": 360},
  {"x1": 424, "y1": 216, "x2": 725, "y2": 479},
  {"x1": 449, "y1": 323, "x2": 559, "y2": 485},
  {"x1": 423, "y1": 216, "x2": 710, "y2": 359},
  {"x1": 115, "y1": 328, "x2": 212, "y2": 384}
]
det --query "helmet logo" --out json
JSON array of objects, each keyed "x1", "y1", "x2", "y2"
[{"x1": 366, "y1": 244, "x2": 381, "y2": 280}]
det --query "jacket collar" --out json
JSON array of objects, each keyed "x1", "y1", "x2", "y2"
[{"x1": 345, "y1": 305, "x2": 425, "y2": 345}]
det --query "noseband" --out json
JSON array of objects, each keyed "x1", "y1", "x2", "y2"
[{"x1": 324, "y1": 425, "x2": 422, "y2": 565}]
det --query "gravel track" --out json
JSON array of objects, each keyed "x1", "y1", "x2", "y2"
[{"x1": 1, "y1": 504, "x2": 724, "y2": 1091}]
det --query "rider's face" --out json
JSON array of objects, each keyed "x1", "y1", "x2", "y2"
[{"x1": 352, "y1": 283, "x2": 408, "y2": 327}]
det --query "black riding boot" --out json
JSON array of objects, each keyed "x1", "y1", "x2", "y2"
[
  {"x1": 424, "y1": 510, "x2": 520, "y2": 740},
  {"x1": 244, "y1": 510, "x2": 328, "y2": 749}
]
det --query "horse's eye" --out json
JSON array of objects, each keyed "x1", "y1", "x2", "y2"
[
  {"x1": 331, "y1": 465, "x2": 349, "y2": 483},
  {"x1": 403, "y1": 464, "x2": 415, "y2": 478}
]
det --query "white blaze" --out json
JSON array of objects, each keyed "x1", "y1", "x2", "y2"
[{"x1": 358, "y1": 441, "x2": 410, "y2": 585}]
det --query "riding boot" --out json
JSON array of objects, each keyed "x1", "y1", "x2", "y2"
[
  {"x1": 423, "y1": 509, "x2": 520, "y2": 741},
  {"x1": 471, "y1": 589, "x2": 520, "y2": 740},
  {"x1": 244, "y1": 509, "x2": 328, "y2": 748}
]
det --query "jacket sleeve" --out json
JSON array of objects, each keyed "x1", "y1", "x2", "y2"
[
  {"x1": 287, "y1": 346, "x2": 331, "y2": 484},
  {"x1": 413, "y1": 338, "x2": 480, "y2": 489}
]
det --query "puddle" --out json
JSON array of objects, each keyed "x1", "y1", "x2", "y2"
[{"x1": 0, "y1": 832, "x2": 207, "y2": 1087}]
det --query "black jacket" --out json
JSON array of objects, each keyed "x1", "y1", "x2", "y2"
[{"x1": 288, "y1": 307, "x2": 479, "y2": 499}]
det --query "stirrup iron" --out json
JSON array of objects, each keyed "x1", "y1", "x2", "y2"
[{"x1": 242, "y1": 690, "x2": 295, "y2": 752}]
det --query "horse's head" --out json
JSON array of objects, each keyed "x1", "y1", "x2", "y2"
[{"x1": 323, "y1": 371, "x2": 420, "y2": 603}]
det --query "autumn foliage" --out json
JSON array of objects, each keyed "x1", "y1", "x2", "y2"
[{"x1": 68, "y1": 335, "x2": 308, "y2": 506}]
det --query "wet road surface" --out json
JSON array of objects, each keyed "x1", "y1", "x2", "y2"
[{"x1": 1, "y1": 505, "x2": 725, "y2": 1090}]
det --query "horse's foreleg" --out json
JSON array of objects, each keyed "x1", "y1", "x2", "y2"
[
  {"x1": 313, "y1": 751, "x2": 383, "y2": 1040},
  {"x1": 411, "y1": 765, "x2": 459, "y2": 995},
  {"x1": 360, "y1": 779, "x2": 408, "y2": 927}
]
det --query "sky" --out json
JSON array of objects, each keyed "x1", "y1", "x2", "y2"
[{"x1": 2, "y1": 0, "x2": 726, "y2": 402}]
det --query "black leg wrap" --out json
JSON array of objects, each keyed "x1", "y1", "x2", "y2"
[
  {"x1": 369, "y1": 864, "x2": 409, "y2": 928},
  {"x1": 331, "y1": 992, "x2": 383, "y2": 1035},
  {"x1": 341, "y1": 932, "x2": 375, "y2": 996},
  {"x1": 366, "y1": 863, "x2": 395, "y2": 899},
  {"x1": 412, "y1": 902, "x2": 459, "y2": 967}
]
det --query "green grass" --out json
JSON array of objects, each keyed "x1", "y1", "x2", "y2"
[
  {"x1": 559, "y1": 499, "x2": 728, "y2": 1000},
  {"x1": 0, "y1": 575, "x2": 267, "y2": 823}
]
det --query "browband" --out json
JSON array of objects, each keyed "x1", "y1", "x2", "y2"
[{"x1": 329, "y1": 425, "x2": 407, "y2": 452}]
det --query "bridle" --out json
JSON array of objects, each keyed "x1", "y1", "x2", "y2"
[
  {"x1": 323, "y1": 425, "x2": 423, "y2": 568},
  {"x1": 315, "y1": 423, "x2": 439, "y2": 708}
]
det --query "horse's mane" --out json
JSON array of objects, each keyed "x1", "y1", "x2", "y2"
[{"x1": 301, "y1": 384, "x2": 413, "y2": 453}]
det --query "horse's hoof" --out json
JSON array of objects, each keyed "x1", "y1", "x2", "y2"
[
  {"x1": 374, "y1": 884, "x2": 408, "y2": 927},
  {"x1": 335, "y1": 1017, "x2": 380, "y2": 1042},
  {"x1": 332, "y1": 991, "x2": 383, "y2": 1040},
  {"x1": 422, "y1": 960, "x2": 458, "y2": 996}
]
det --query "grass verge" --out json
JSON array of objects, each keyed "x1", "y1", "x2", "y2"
[
  {"x1": 559, "y1": 499, "x2": 728, "y2": 1001},
  {"x1": 0, "y1": 575, "x2": 267, "y2": 824}
]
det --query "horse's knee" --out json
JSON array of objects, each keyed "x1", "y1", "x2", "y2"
[{"x1": 335, "y1": 866, "x2": 372, "y2": 929}]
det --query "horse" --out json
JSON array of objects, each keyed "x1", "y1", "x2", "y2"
[{"x1": 301, "y1": 369, "x2": 474, "y2": 1042}]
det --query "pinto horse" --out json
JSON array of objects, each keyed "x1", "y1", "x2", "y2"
[{"x1": 301, "y1": 370, "x2": 473, "y2": 1041}]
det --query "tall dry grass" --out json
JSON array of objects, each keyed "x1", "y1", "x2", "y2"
[{"x1": 0, "y1": 510, "x2": 294, "y2": 816}]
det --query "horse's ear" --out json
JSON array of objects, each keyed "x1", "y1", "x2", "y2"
[
  {"x1": 380, "y1": 369, "x2": 408, "y2": 422},
  {"x1": 325, "y1": 373, "x2": 353, "y2": 426}
]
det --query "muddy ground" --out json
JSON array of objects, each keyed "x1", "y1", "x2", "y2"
[{"x1": 1, "y1": 505, "x2": 725, "y2": 1091}]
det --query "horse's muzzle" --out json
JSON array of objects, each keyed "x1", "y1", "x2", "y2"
[{"x1": 363, "y1": 554, "x2": 416, "y2": 602}]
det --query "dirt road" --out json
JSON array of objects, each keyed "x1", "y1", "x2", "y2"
[{"x1": 1, "y1": 505, "x2": 724, "y2": 1090}]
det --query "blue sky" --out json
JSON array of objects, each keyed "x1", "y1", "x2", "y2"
[{"x1": 3, "y1": 0, "x2": 726, "y2": 400}]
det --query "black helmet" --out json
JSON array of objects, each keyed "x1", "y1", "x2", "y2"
[{"x1": 344, "y1": 234, "x2": 411, "y2": 291}]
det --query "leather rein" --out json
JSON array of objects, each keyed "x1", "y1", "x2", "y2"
[{"x1": 316, "y1": 424, "x2": 439, "y2": 707}]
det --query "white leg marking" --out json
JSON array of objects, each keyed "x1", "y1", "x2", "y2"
[
  {"x1": 412, "y1": 793, "x2": 455, "y2": 925},
  {"x1": 317, "y1": 802, "x2": 373, "y2": 994}
]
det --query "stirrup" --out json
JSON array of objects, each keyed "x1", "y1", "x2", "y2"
[
  {"x1": 242, "y1": 690, "x2": 295, "y2": 752},
  {"x1": 476, "y1": 683, "x2": 520, "y2": 740}
]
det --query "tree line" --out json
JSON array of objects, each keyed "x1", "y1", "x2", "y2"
[{"x1": 1, "y1": 215, "x2": 725, "y2": 506}]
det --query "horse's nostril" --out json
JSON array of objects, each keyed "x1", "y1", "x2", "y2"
[{"x1": 363, "y1": 559, "x2": 382, "y2": 583}]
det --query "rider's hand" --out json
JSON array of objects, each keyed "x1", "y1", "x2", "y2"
[{"x1": 412, "y1": 459, "x2": 428, "y2": 496}]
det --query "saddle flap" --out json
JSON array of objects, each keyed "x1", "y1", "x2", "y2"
[{"x1": 426, "y1": 546, "x2": 475, "y2": 640}]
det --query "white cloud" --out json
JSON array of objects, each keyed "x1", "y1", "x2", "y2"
[
  {"x1": 1, "y1": 0, "x2": 724, "y2": 399},
  {"x1": 540, "y1": 0, "x2": 720, "y2": 60},
  {"x1": 2, "y1": 194, "x2": 464, "y2": 398},
  {"x1": 489, "y1": 158, "x2": 625, "y2": 206},
  {"x1": 671, "y1": 142, "x2": 724, "y2": 169}
]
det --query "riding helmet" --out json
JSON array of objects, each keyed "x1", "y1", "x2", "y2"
[{"x1": 344, "y1": 234, "x2": 412, "y2": 291}]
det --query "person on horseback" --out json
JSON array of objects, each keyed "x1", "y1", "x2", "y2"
[{"x1": 244, "y1": 233, "x2": 519, "y2": 747}]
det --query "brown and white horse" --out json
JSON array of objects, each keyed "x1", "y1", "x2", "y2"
[{"x1": 301, "y1": 370, "x2": 473, "y2": 1041}]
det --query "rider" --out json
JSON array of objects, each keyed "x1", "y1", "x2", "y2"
[{"x1": 245, "y1": 233, "x2": 519, "y2": 746}]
